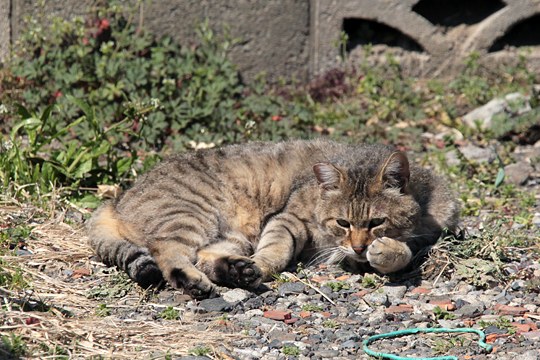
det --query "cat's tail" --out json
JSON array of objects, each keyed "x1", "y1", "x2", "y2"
[{"x1": 86, "y1": 202, "x2": 163, "y2": 288}]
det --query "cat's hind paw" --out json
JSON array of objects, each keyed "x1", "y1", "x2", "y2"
[{"x1": 169, "y1": 268, "x2": 217, "y2": 300}]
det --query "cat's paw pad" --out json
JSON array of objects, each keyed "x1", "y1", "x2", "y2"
[
  {"x1": 367, "y1": 237, "x2": 412, "y2": 274},
  {"x1": 169, "y1": 268, "x2": 217, "y2": 300},
  {"x1": 226, "y1": 256, "x2": 262, "y2": 289}
]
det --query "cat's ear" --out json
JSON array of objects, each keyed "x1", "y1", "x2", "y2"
[
  {"x1": 376, "y1": 151, "x2": 410, "y2": 192},
  {"x1": 313, "y1": 163, "x2": 346, "y2": 191}
]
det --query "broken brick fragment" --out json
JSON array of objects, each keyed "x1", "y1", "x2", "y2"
[{"x1": 263, "y1": 310, "x2": 291, "y2": 321}]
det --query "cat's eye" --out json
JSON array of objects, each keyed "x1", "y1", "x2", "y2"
[
  {"x1": 336, "y1": 219, "x2": 351, "y2": 228},
  {"x1": 368, "y1": 218, "x2": 386, "y2": 229}
]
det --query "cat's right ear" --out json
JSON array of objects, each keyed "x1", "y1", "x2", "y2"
[{"x1": 313, "y1": 163, "x2": 345, "y2": 191}]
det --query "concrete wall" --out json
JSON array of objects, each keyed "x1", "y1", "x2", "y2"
[
  {"x1": 6, "y1": 0, "x2": 309, "y2": 83},
  {"x1": 3, "y1": 0, "x2": 540, "y2": 81},
  {"x1": 311, "y1": 0, "x2": 540, "y2": 77},
  {"x1": 0, "y1": 0, "x2": 10, "y2": 63}
]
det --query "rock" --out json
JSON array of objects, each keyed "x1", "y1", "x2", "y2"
[
  {"x1": 199, "y1": 297, "x2": 233, "y2": 312},
  {"x1": 364, "y1": 292, "x2": 389, "y2": 306},
  {"x1": 458, "y1": 144, "x2": 496, "y2": 163},
  {"x1": 278, "y1": 282, "x2": 306, "y2": 296},
  {"x1": 382, "y1": 285, "x2": 407, "y2": 304},
  {"x1": 339, "y1": 339, "x2": 359, "y2": 350},
  {"x1": 504, "y1": 162, "x2": 534, "y2": 185},
  {"x1": 532, "y1": 213, "x2": 540, "y2": 227},
  {"x1": 335, "y1": 330, "x2": 359, "y2": 342},
  {"x1": 462, "y1": 92, "x2": 531, "y2": 129},
  {"x1": 313, "y1": 349, "x2": 340, "y2": 358},
  {"x1": 485, "y1": 325, "x2": 509, "y2": 335},
  {"x1": 521, "y1": 331, "x2": 540, "y2": 340},
  {"x1": 243, "y1": 296, "x2": 264, "y2": 310},
  {"x1": 269, "y1": 329, "x2": 296, "y2": 342},
  {"x1": 222, "y1": 288, "x2": 251, "y2": 303},
  {"x1": 454, "y1": 303, "x2": 485, "y2": 317}
]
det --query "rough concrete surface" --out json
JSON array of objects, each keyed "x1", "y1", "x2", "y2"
[{"x1": 3, "y1": 0, "x2": 540, "y2": 81}]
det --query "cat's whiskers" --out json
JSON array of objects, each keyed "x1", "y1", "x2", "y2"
[{"x1": 307, "y1": 247, "x2": 341, "y2": 266}]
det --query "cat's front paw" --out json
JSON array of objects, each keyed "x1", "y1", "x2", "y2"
[
  {"x1": 366, "y1": 237, "x2": 412, "y2": 274},
  {"x1": 225, "y1": 256, "x2": 263, "y2": 289}
]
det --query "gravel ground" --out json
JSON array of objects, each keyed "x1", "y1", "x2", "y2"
[{"x1": 149, "y1": 260, "x2": 540, "y2": 360}]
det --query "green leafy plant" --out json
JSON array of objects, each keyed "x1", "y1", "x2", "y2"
[
  {"x1": 322, "y1": 319, "x2": 339, "y2": 329},
  {"x1": 432, "y1": 306, "x2": 456, "y2": 320},
  {"x1": 301, "y1": 304, "x2": 324, "y2": 312},
  {"x1": 0, "y1": 101, "x2": 155, "y2": 204},
  {"x1": 188, "y1": 345, "x2": 211, "y2": 356},
  {"x1": 1, "y1": 334, "x2": 28, "y2": 357},
  {"x1": 95, "y1": 304, "x2": 111, "y2": 317},
  {"x1": 326, "y1": 281, "x2": 350, "y2": 292},
  {"x1": 361, "y1": 274, "x2": 380, "y2": 289},
  {"x1": 282, "y1": 344, "x2": 301, "y2": 356},
  {"x1": 478, "y1": 317, "x2": 517, "y2": 335},
  {"x1": 160, "y1": 306, "x2": 180, "y2": 321},
  {"x1": 3, "y1": 4, "x2": 314, "y2": 153}
]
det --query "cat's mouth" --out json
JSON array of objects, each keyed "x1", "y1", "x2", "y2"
[{"x1": 346, "y1": 246, "x2": 369, "y2": 263}]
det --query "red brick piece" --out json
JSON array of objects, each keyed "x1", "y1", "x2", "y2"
[
  {"x1": 263, "y1": 310, "x2": 292, "y2": 321},
  {"x1": 284, "y1": 318, "x2": 299, "y2": 325},
  {"x1": 351, "y1": 290, "x2": 370, "y2": 298},
  {"x1": 511, "y1": 323, "x2": 534, "y2": 334},
  {"x1": 410, "y1": 287, "x2": 431, "y2": 295},
  {"x1": 311, "y1": 275, "x2": 331, "y2": 283},
  {"x1": 385, "y1": 304, "x2": 414, "y2": 314},
  {"x1": 493, "y1": 305, "x2": 527, "y2": 316}
]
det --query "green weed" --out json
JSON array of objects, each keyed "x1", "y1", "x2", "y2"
[
  {"x1": 361, "y1": 274, "x2": 380, "y2": 289},
  {"x1": 188, "y1": 345, "x2": 211, "y2": 356},
  {"x1": 478, "y1": 317, "x2": 516, "y2": 335},
  {"x1": 432, "y1": 336, "x2": 469, "y2": 355},
  {"x1": 326, "y1": 281, "x2": 350, "y2": 292},
  {"x1": 322, "y1": 319, "x2": 339, "y2": 329},
  {"x1": 282, "y1": 344, "x2": 301, "y2": 356},
  {"x1": 432, "y1": 306, "x2": 456, "y2": 320},
  {"x1": 95, "y1": 304, "x2": 111, "y2": 317},
  {"x1": 301, "y1": 304, "x2": 324, "y2": 312},
  {"x1": 160, "y1": 306, "x2": 180, "y2": 321},
  {"x1": 1, "y1": 334, "x2": 28, "y2": 357}
]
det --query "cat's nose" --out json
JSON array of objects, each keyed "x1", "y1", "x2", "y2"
[{"x1": 352, "y1": 245, "x2": 367, "y2": 254}]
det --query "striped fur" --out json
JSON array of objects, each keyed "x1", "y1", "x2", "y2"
[{"x1": 86, "y1": 140, "x2": 459, "y2": 299}]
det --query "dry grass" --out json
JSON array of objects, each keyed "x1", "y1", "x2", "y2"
[{"x1": 0, "y1": 206, "x2": 244, "y2": 359}]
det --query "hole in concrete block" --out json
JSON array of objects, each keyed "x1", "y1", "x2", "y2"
[
  {"x1": 412, "y1": 0, "x2": 505, "y2": 27},
  {"x1": 342, "y1": 18, "x2": 424, "y2": 53},
  {"x1": 489, "y1": 14, "x2": 540, "y2": 52}
]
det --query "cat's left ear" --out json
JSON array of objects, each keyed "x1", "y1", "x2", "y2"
[
  {"x1": 376, "y1": 151, "x2": 410, "y2": 193},
  {"x1": 313, "y1": 163, "x2": 346, "y2": 191}
]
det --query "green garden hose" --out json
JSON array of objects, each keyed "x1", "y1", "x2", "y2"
[{"x1": 362, "y1": 327, "x2": 493, "y2": 360}]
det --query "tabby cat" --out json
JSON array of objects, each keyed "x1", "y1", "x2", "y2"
[{"x1": 87, "y1": 139, "x2": 459, "y2": 299}]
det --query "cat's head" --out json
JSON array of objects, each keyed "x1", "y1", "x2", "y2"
[{"x1": 312, "y1": 151, "x2": 421, "y2": 265}]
